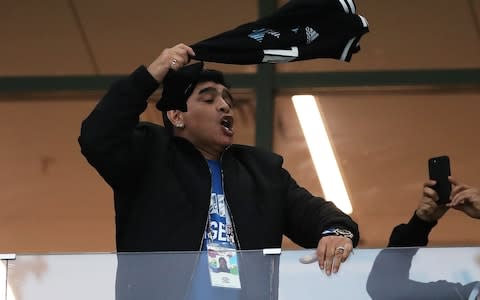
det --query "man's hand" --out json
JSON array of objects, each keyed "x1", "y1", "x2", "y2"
[
  {"x1": 415, "y1": 180, "x2": 449, "y2": 222},
  {"x1": 316, "y1": 235, "x2": 353, "y2": 276},
  {"x1": 147, "y1": 43, "x2": 196, "y2": 82},
  {"x1": 448, "y1": 177, "x2": 480, "y2": 219}
]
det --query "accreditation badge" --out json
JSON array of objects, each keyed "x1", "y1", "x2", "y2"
[{"x1": 206, "y1": 243, "x2": 241, "y2": 289}]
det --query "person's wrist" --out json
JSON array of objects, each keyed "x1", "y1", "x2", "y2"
[
  {"x1": 147, "y1": 63, "x2": 169, "y2": 83},
  {"x1": 415, "y1": 206, "x2": 444, "y2": 222},
  {"x1": 415, "y1": 209, "x2": 432, "y2": 222},
  {"x1": 411, "y1": 211, "x2": 438, "y2": 228},
  {"x1": 321, "y1": 227, "x2": 354, "y2": 240}
]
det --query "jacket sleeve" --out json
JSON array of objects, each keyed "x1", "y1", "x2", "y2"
[
  {"x1": 387, "y1": 212, "x2": 437, "y2": 247},
  {"x1": 78, "y1": 66, "x2": 160, "y2": 188},
  {"x1": 282, "y1": 168, "x2": 360, "y2": 248}
]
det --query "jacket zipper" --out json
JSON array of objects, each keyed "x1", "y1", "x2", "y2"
[
  {"x1": 185, "y1": 150, "x2": 244, "y2": 299},
  {"x1": 184, "y1": 158, "x2": 212, "y2": 300},
  {"x1": 219, "y1": 155, "x2": 248, "y2": 295},
  {"x1": 198, "y1": 164, "x2": 211, "y2": 252},
  {"x1": 219, "y1": 158, "x2": 242, "y2": 251}
]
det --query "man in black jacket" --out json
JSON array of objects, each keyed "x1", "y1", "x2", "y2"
[{"x1": 79, "y1": 43, "x2": 359, "y2": 299}]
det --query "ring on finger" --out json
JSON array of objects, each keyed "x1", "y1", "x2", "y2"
[
  {"x1": 170, "y1": 58, "x2": 177, "y2": 69},
  {"x1": 335, "y1": 246, "x2": 345, "y2": 254}
]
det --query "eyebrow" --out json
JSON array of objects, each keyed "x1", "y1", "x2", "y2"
[
  {"x1": 198, "y1": 86, "x2": 235, "y2": 106},
  {"x1": 198, "y1": 87, "x2": 218, "y2": 95}
]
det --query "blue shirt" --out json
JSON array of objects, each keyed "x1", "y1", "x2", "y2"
[
  {"x1": 203, "y1": 160, "x2": 236, "y2": 250},
  {"x1": 186, "y1": 160, "x2": 240, "y2": 300}
]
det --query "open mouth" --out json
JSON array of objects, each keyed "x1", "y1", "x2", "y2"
[{"x1": 220, "y1": 116, "x2": 234, "y2": 134}]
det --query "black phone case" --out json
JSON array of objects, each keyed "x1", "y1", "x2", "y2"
[{"x1": 428, "y1": 156, "x2": 451, "y2": 204}]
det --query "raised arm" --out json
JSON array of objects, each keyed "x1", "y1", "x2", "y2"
[
  {"x1": 388, "y1": 180, "x2": 448, "y2": 247},
  {"x1": 78, "y1": 44, "x2": 195, "y2": 188}
]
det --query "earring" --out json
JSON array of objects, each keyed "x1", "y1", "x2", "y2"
[{"x1": 175, "y1": 123, "x2": 184, "y2": 128}]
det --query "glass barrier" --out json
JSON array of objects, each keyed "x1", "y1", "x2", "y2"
[{"x1": 4, "y1": 247, "x2": 480, "y2": 300}]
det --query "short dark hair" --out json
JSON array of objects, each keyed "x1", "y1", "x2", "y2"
[{"x1": 162, "y1": 69, "x2": 229, "y2": 134}]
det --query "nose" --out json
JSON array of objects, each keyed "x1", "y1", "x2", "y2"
[{"x1": 218, "y1": 97, "x2": 230, "y2": 113}]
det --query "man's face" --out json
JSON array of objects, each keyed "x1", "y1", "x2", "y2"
[{"x1": 178, "y1": 81, "x2": 235, "y2": 152}]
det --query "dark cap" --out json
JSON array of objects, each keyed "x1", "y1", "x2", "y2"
[{"x1": 156, "y1": 62, "x2": 204, "y2": 112}]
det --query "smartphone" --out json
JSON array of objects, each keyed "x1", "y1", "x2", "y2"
[{"x1": 428, "y1": 155, "x2": 451, "y2": 204}]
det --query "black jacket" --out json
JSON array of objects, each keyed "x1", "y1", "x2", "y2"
[
  {"x1": 79, "y1": 65, "x2": 359, "y2": 299},
  {"x1": 78, "y1": 65, "x2": 359, "y2": 253},
  {"x1": 387, "y1": 213, "x2": 437, "y2": 248}
]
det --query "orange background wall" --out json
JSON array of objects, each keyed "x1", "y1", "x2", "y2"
[{"x1": 0, "y1": 0, "x2": 479, "y2": 252}]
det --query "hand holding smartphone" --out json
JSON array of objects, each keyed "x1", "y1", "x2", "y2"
[{"x1": 428, "y1": 155, "x2": 452, "y2": 205}]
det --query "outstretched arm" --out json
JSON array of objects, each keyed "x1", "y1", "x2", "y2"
[{"x1": 283, "y1": 168, "x2": 358, "y2": 275}]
